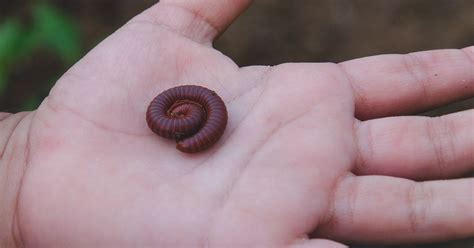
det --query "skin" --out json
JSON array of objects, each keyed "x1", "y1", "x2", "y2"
[{"x1": 1, "y1": 1, "x2": 473, "y2": 247}]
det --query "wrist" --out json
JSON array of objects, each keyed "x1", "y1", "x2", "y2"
[{"x1": 1, "y1": 112, "x2": 32, "y2": 248}]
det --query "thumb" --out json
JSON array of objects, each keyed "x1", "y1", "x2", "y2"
[{"x1": 289, "y1": 239, "x2": 348, "y2": 248}]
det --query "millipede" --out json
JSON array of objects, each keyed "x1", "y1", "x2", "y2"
[{"x1": 146, "y1": 85, "x2": 228, "y2": 153}]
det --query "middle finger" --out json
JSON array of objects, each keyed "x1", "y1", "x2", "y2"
[{"x1": 353, "y1": 109, "x2": 473, "y2": 180}]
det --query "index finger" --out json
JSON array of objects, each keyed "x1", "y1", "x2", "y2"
[{"x1": 340, "y1": 47, "x2": 474, "y2": 120}]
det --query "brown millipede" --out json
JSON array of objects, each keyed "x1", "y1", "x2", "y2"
[{"x1": 146, "y1": 85, "x2": 228, "y2": 153}]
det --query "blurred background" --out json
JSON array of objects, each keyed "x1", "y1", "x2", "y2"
[{"x1": 0, "y1": 0, "x2": 472, "y2": 247}]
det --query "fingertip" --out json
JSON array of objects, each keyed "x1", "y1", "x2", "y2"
[
  {"x1": 141, "y1": 0, "x2": 253, "y2": 44},
  {"x1": 289, "y1": 239, "x2": 348, "y2": 248}
]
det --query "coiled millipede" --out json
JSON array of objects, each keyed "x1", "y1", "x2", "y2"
[{"x1": 146, "y1": 85, "x2": 228, "y2": 153}]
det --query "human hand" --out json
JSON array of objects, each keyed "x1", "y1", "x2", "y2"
[{"x1": 1, "y1": 1, "x2": 473, "y2": 247}]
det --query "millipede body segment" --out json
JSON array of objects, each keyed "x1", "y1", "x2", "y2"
[{"x1": 146, "y1": 85, "x2": 228, "y2": 153}]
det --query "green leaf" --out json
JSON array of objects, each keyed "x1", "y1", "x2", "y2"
[
  {"x1": 0, "y1": 19, "x2": 27, "y2": 66},
  {"x1": 32, "y1": 3, "x2": 81, "y2": 63},
  {"x1": 0, "y1": 68, "x2": 7, "y2": 95},
  {"x1": 22, "y1": 96, "x2": 41, "y2": 111}
]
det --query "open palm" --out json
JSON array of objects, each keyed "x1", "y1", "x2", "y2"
[{"x1": 8, "y1": 1, "x2": 473, "y2": 247}]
